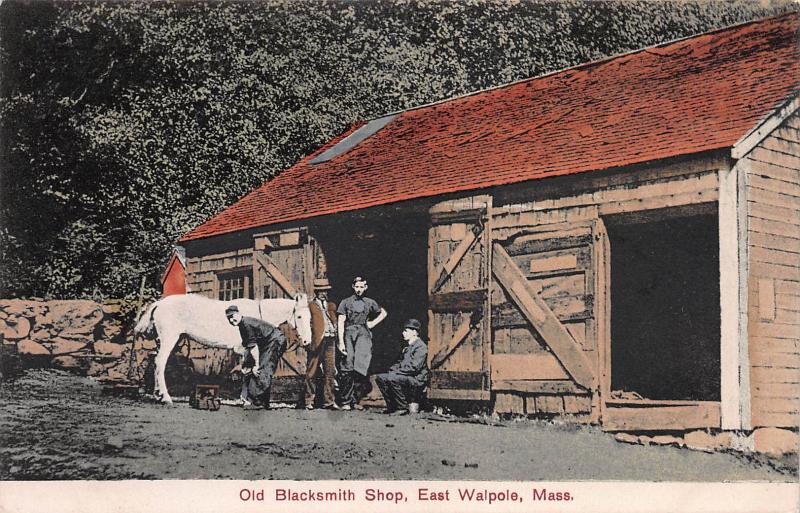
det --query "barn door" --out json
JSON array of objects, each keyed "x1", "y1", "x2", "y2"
[
  {"x1": 490, "y1": 219, "x2": 609, "y2": 419},
  {"x1": 252, "y1": 228, "x2": 314, "y2": 402},
  {"x1": 427, "y1": 197, "x2": 491, "y2": 401}
]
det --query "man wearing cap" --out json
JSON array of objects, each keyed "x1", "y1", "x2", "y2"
[
  {"x1": 304, "y1": 278, "x2": 339, "y2": 410},
  {"x1": 337, "y1": 276, "x2": 387, "y2": 410},
  {"x1": 375, "y1": 319, "x2": 429, "y2": 415},
  {"x1": 226, "y1": 304, "x2": 287, "y2": 409}
]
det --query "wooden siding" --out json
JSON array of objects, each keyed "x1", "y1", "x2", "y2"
[
  {"x1": 185, "y1": 248, "x2": 254, "y2": 299},
  {"x1": 744, "y1": 110, "x2": 800, "y2": 429}
]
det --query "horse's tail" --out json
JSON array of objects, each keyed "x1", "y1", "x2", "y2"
[{"x1": 134, "y1": 301, "x2": 159, "y2": 338}]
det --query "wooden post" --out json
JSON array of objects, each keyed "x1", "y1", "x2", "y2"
[{"x1": 126, "y1": 275, "x2": 147, "y2": 381}]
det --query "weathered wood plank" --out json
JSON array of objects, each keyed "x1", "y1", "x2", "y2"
[
  {"x1": 750, "y1": 246, "x2": 800, "y2": 267},
  {"x1": 750, "y1": 397, "x2": 800, "y2": 413},
  {"x1": 759, "y1": 135, "x2": 800, "y2": 157},
  {"x1": 751, "y1": 383, "x2": 800, "y2": 399},
  {"x1": 429, "y1": 290, "x2": 486, "y2": 312},
  {"x1": 536, "y1": 395, "x2": 564, "y2": 414},
  {"x1": 492, "y1": 296, "x2": 592, "y2": 327},
  {"x1": 748, "y1": 202, "x2": 800, "y2": 225},
  {"x1": 427, "y1": 388, "x2": 490, "y2": 401},
  {"x1": 430, "y1": 316, "x2": 476, "y2": 370},
  {"x1": 750, "y1": 336, "x2": 800, "y2": 354},
  {"x1": 492, "y1": 379, "x2": 585, "y2": 394},
  {"x1": 598, "y1": 189, "x2": 717, "y2": 215},
  {"x1": 494, "y1": 392, "x2": 526, "y2": 414},
  {"x1": 748, "y1": 232, "x2": 800, "y2": 254},
  {"x1": 493, "y1": 244, "x2": 594, "y2": 388},
  {"x1": 750, "y1": 262, "x2": 800, "y2": 282},
  {"x1": 602, "y1": 403, "x2": 721, "y2": 431},
  {"x1": 429, "y1": 370, "x2": 484, "y2": 390},
  {"x1": 749, "y1": 174, "x2": 800, "y2": 198},
  {"x1": 749, "y1": 322, "x2": 800, "y2": 340},
  {"x1": 750, "y1": 366, "x2": 800, "y2": 384},
  {"x1": 776, "y1": 280, "x2": 800, "y2": 295},
  {"x1": 749, "y1": 351, "x2": 800, "y2": 369},
  {"x1": 750, "y1": 411, "x2": 799, "y2": 428},
  {"x1": 430, "y1": 225, "x2": 482, "y2": 293},
  {"x1": 490, "y1": 353, "x2": 569, "y2": 381},
  {"x1": 563, "y1": 394, "x2": 592, "y2": 414},
  {"x1": 254, "y1": 253, "x2": 299, "y2": 298},
  {"x1": 775, "y1": 308, "x2": 800, "y2": 325},
  {"x1": 748, "y1": 217, "x2": 800, "y2": 240},
  {"x1": 748, "y1": 146, "x2": 800, "y2": 172},
  {"x1": 758, "y1": 279, "x2": 776, "y2": 321},
  {"x1": 747, "y1": 187, "x2": 800, "y2": 210},
  {"x1": 777, "y1": 294, "x2": 800, "y2": 312}
]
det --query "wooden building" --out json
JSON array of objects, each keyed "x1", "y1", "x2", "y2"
[
  {"x1": 161, "y1": 247, "x2": 187, "y2": 297},
  {"x1": 176, "y1": 15, "x2": 799, "y2": 433}
]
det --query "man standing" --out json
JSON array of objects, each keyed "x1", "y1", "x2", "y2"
[
  {"x1": 305, "y1": 278, "x2": 339, "y2": 410},
  {"x1": 226, "y1": 304, "x2": 287, "y2": 409},
  {"x1": 337, "y1": 276, "x2": 387, "y2": 410},
  {"x1": 375, "y1": 319, "x2": 429, "y2": 415}
]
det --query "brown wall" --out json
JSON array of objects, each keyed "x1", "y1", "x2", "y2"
[{"x1": 744, "y1": 109, "x2": 800, "y2": 429}]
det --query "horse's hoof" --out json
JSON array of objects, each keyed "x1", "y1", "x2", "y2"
[{"x1": 160, "y1": 398, "x2": 174, "y2": 405}]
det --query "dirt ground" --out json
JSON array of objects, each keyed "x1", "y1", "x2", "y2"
[{"x1": 0, "y1": 369, "x2": 795, "y2": 481}]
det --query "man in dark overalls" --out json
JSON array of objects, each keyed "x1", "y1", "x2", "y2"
[
  {"x1": 226, "y1": 304, "x2": 287, "y2": 409},
  {"x1": 337, "y1": 276, "x2": 387, "y2": 410},
  {"x1": 375, "y1": 318, "x2": 429, "y2": 415}
]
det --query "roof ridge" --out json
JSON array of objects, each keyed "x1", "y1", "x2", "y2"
[{"x1": 369, "y1": 11, "x2": 798, "y2": 121}]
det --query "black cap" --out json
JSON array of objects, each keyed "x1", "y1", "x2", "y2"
[
  {"x1": 403, "y1": 318, "x2": 421, "y2": 332},
  {"x1": 225, "y1": 305, "x2": 239, "y2": 315}
]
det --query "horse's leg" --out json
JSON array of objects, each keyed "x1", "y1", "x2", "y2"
[{"x1": 155, "y1": 328, "x2": 181, "y2": 405}]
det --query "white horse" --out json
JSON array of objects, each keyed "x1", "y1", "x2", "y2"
[{"x1": 133, "y1": 293, "x2": 311, "y2": 404}]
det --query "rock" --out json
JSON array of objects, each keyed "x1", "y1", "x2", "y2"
[
  {"x1": 650, "y1": 435, "x2": 683, "y2": 447},
  {"x1": 105, "y1": 436, "x2": 125, "y2": 451},
  {"x1": 52, "y1": 355, "x2": 83, "y2": 371},
  {"x1": 441, "y1": 459, "x2": 456, "y2": 466},
  {"x1": 106, "y1": 367, "x2": 129, "y2": 382},
  {"x1": 684, "y1": 430, "x2": 717, "y2": 452},
  {"x1": 614, "y1": 433, "x2": 639, "y2": 444},
  {"x1": 47, "y1": 338, "x2": 87, "y2": 355},
  {"x1": 87, "y1": 361, "x2": 108, "y2": 377},
  {"x1": 753, "y1": 428, "x2": 799, "y2": 457},
  {"x1": 17, "y1": 339, "x2": 50, "y2": 356},
  {"x1": 94, "y1": 341, "x2": 125, "y2": 358},
  {"x1": 638, "y1": 435, "x2": 653, "y2": 446},
  {"x1": 29, "y1": 328, "x2": 52, "y2": 343},
  {"x1": 46, "y1": 300, "x2": 103, "y2": 334},
  {"x1": 0, "y1": 299, "x2": 36, "y2": 317},
  {"x1": 0, "y1": 316, "x2": 31, "y2": 340}
]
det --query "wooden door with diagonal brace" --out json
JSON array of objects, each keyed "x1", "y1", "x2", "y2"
[
  {"x1": 427, "y1": 197, "x2": 492, "y2": 401},
  {"x1": 490, "y1": 219, "x2": 609, "y2": 419},
  {"x1": 252, "y1": 228, "x2": 314, "y2": 401}
]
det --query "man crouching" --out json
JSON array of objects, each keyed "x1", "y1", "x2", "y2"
[
  {"x1": 375, "y1": 319, "x2": 429, "y2": 415},
  {"x1": 226, "y1": 304, "x2": 287, "y2": 409}
]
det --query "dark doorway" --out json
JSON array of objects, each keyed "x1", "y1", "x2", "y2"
[
  {"x1": 312, "y1": 205, "x2": 429, "y2": 373},
  {"x1": 606, "y1": 208, "x2": 720, "y2": 401}
]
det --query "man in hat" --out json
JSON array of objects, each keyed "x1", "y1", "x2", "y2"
[
  {"x1": 337, "y1": 276, "x2": 387, "y2": 410},
  {"x1": 375, "y1": 319, "x2": 429, "y2": 415},
  {"x1": 226, "y1": 304, "x2": 287, "y2": 409},
  {"x1": 304, "y1": 278, "x2": 339, "y2": 410}
]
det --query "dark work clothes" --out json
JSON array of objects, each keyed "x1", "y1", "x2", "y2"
[
  {"x1": 376, "y1": 337, "x2": 429, "y2": 411},
  {"x1": 337, "y1": 294, "x2": 382, "y2": 376},
  {"x1": 338, "y1": 371, "x2": 372, "y2": 407},
  {"x1": 238, "y1": 316, "x2": 287, "y2": 402}
]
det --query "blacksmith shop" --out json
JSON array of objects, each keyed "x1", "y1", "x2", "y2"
[{"x1": 173, "y1": 15, "x2": 799, "y2": 433}]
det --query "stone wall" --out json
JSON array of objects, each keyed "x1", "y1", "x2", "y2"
[{"x1": 0, "y1": 299, "x2": 237, "y2": 388}]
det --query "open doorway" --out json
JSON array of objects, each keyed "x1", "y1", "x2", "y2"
[
  {"x1": 311, "y1": 206, "x2": 430, "y2": 373},
  {"x1": 605, "y1": 206, "x2": 720, "y2": 402}
]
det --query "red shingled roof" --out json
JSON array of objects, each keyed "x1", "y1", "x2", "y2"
[{"x1": 182, "y1": 14, "x2": 799, "y2": 242}]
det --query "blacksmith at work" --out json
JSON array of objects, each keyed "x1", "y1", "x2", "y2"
[
  {"x1": 337, "y1": 276, "x2": 387, "y2": 410},
  {"x1": 226, "y1": 304, "x2": 287, "y2": 409},
  {"x1": 375, "y1": 319, "x2": 429, "y2": 415}
]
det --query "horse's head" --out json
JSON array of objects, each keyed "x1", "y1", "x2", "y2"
[{"x1": 291, "y1": 293, "x2": 312, "y2": 346}]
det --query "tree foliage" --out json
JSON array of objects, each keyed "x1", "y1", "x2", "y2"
[{"x1": 0, "y1": 0, "x2": 791, "y2": 299}]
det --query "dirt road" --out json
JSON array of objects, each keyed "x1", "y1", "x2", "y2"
[{"x1": 0, "y1": 370, "x2": 793, "y2": 481}]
